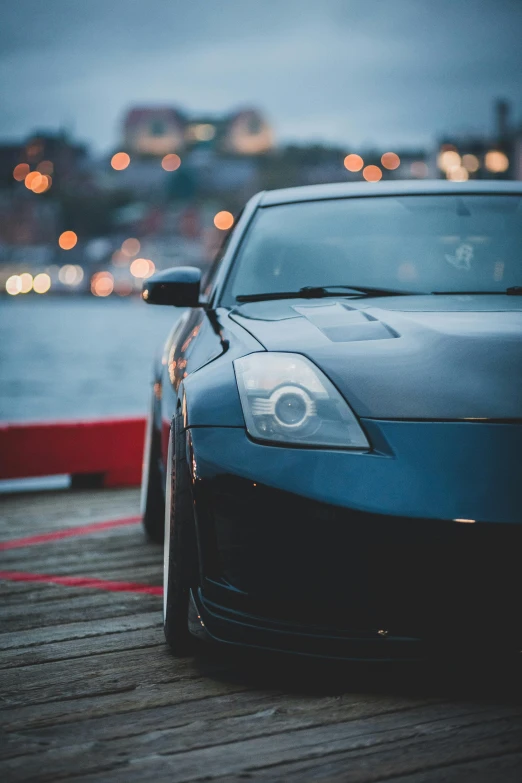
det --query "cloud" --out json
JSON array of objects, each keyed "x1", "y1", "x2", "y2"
[{"x1": 0, "y1": 0, "x2": 521, "y2": 150}]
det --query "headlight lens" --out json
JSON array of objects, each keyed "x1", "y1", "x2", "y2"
[{"x1": 233, "y1": 352, "x2": 369, "y2": 449}]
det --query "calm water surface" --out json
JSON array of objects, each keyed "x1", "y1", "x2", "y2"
[{"x1": 0, "y1": 298, "x2": 181, "y2": 421}]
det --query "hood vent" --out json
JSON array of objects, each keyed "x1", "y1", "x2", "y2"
[{"x1": 292, "y1": 302, "x2": 397, "y2": 342}]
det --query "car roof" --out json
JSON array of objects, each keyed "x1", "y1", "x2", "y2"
[{"x1": 259, "y1": 179, "x2": 522, "y2": 206}]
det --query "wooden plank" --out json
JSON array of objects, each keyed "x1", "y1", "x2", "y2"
[
  {"x1": 1, "y1": 488, "x2": 522, "y2": 783},
  {"x1": 1, "y1": 678, "x2": 252, "y2": 733},
  {"x1": 220, "y1": 716, "x2": 522, "y2": 783},
  {"x1": 1, "y1": 645, "x2": 241, "y2": 707},
  {"x1": 1, "y1": 590, "x2": 161, "y2": 632},
  {"x1": 0, "y1": 488, "x2": 140, "y2": 536},
  {"x1": 0, "y1": 612, "x2": 161, "y2": 651},
  {"x1": 0, "y1": 625, "x2": 165, "y2": 668},
  {"x1": 5, "y1": 705, "x2": 521, "y2": 783}
]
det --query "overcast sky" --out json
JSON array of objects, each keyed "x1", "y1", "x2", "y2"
[{"x1": 1, "y1": 0, "x2": 521, "y2": 153}]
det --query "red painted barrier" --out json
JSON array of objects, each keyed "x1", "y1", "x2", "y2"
[{"x1": 0, "y1": 418, "x2": 146, "y2": 488}]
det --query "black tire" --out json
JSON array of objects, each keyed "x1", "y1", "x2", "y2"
[
  {"x1": 141, "y1": 391, "x2": 165, "y2": 544},
  {"x1": 163, "y1": 411, "x2": 199, "y2": 655}
]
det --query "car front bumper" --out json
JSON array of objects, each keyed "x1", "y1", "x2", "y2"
[{"x1": 187, "y1": 421, "x2": 522, "y2": 659}]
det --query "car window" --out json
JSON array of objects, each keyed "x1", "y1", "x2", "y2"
[
  {"x1": 223, "y1": 195, "x2": 522, "y2": 298},
  {"x1": 203, "y1": 209, "x2": 243, "y2": 297}
]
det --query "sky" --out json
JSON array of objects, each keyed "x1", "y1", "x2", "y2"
[{"x1": 1, "y1": 0, "x2": 522, "y2": 153}]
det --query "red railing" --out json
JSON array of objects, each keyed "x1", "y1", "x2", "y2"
[{"x1": 0, "y1": 418, "x2": 146, "y2": 487}]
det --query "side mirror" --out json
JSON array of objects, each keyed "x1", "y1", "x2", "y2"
[{"x1": 142, "y1": 266, "x2": 202, "y2": 307}]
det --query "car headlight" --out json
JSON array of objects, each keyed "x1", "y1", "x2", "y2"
[{"x1": 233, "y1": 352, "x2": 369, "y2": 449}]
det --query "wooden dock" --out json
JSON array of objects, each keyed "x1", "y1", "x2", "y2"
[{"x1": 1, "y1": 487, "x2": 522, "y2": 782}]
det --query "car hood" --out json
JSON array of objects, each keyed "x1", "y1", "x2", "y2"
[{"x1": 229, "y1": 295, "x2": 522, "y2": 420}]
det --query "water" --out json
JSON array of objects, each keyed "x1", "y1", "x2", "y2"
[{"x1": 0, "y1": 298, "x2": 181, "y2": 421}]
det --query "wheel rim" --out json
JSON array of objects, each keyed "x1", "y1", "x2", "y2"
[{"x1": 163, "y1": 433, "x2": 173, "y2": 623}]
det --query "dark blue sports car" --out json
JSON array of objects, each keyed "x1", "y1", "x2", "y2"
[{"x1": 141, "y1": 180, "x2": 522, "y2": 660}]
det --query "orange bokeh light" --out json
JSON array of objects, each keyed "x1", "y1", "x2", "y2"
[
  {"x1": 25, "y1": 171, "x2": 42, "y2": 190},
  {"x1": 32, "y1": 175, "x2": 52, "y2": 194},
  {"x1": 130, "y1": 258, "x2": 155, "y2": 278},
  {"x1": 13, "y1": 163, "x2": 30, "y2": 181},
  {"x1": 91, "y1": 272, "x2": 114, "y2": 297},
  {"x1": 121, "y1": 238, "x2": 141, "y2": 257},
  {"x1": 362, "y1": 165, "x2": 382, "y2": 182},
  {"x1": 111, "y1": 152, "x2": 130, "y2": 171},
  {"x1": 381, "y1": 152, "x2": 400, "y2": 170},
  {"x1": 484, "y1": 150, "x2": 509, "y2": 173},
  {"x1": 161, "y1": 153, "x2": 181, "y2": 172},
  {"x1": 343, "y1": 154, "x2": 364, "y2": 172},
  {"x1": 58, "y1": 230, "x2": 78, "y2": 250},
  {"x1": 213, "y1": 211, "x2": 234, "y2": 230}
]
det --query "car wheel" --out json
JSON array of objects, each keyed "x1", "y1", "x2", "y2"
[
  {"x1": 163, "y1": 410, "x2": 199, "y2": 655},
  {"x1": 141, "y1": 389, "x2": 165, "y2": 544}
]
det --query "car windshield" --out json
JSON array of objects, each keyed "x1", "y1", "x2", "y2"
[{"x1": 224, "y1": 195, "x2": 522, "y2": 300}]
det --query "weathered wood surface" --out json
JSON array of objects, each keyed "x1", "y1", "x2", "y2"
[{"x1": 1, "y1": 488, "x2": 521, "y2": 782}]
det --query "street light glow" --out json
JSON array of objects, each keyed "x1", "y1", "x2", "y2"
[
  {"x1": 58, "y1": 231, "x2": 78, "y2": 250},
  {"x1": 484, "y1": 150, "x2": 509, "y2": 173},
  {"x1": 111, "y1": 152, "x2": 130, "y2": 171},
  {"x1": 381, "y1": 152, "x2": 400, "y2": 170},
  {"x1": 363, "y1": 165, "x2": 382, "y2": 182},
  {"x1": 214, "y1": 211, "x2": 234, "y2": 230},
  {"x1": 343, "y1": 154, "x2": 364, "y2": 172},
  {"x1": 161, "y1": 154, "x2": 181, "y2": 171}
]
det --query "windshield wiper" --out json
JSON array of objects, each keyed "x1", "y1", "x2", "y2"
[
  {"x1": 235, "y1": 285, "x2": 413, "y2": 303},
  {"x1": 432, "y1": 287, "x2": 522, "y2": 296}
]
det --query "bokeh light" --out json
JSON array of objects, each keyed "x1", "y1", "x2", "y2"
[
  {"x1": 381, "y1": 152, "x2": 400, "y2": 170},
  {"x1": 193, "y1": 123, "x2": 216, "y2": 141},
  {"x1": 19, "y1": 273, "x2": 33, "y2": 293},
  {"x1": 111, "y1": 152, "x2": 130, "y2": 171},
  {"x1": 437, "y1": 150, "x2": 461, "y2": 172},
  {"x1": 114, "y1": 279, "x2": 133, "y2": 296},
  {"x1": 24, "y1": 171, "x2": 42, "y2": 190},
  {"x1": 58, "y1": 231, "x2": 78, "y2": 250},
  {"x1": 130, "y1": 258, "x2": 155, "y2": 278},
  {"x1": 161, "y1": 153, "x2": 181, "y2": 172},
  {"x1": 31, "y1": 174, "x2": 51, "y2": 194},
  {"x1": 213, "y1": 211, "x2": 234, "y2": 230},
  {"x1": 484, "y1": 150, "x2": 509, "y2": 173},
  {"x1": 343, "y1": 154, "x2": 364, "y2": 172},
  {"x1": 462, "y1": 154, "x2": 480, "y2": 173},
  {"x1": 121, "y1": 238, "x2": 141, "y2": 257},
  {"x1": 112, "y1": 250, "x2": 128, "y2": 266},
  {"x1": 13, "y1": 163, "x2": 30, "y2": 182},
  {"x1": 59, "y1": 265, "x2": 84, "y2": 285},
  {"x1": 91, "y1": 271, "x2": 114, "y2": 297},
  {"x1": 447, "y1": 166, "x2": 469, "y2": 182},
  {"x1": 6, "y1": 275, "x2": 22, "y2": 295},
  {"x1": 362, "y1": 165, "x2": 382, "y2": 182},
  {"x1": 33, "y1": 273, "x2": 51, "y2": 294},
  {"x1": 37, "y1": 160, "x2": 54, "y2": 175}
]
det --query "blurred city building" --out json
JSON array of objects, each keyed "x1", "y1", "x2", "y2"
[
  {"x1": 1, "y1": 98, "x2": 521, "y2": 299},
  {"x1": 123, "y1": 108, "x2": 186, "y2": 156},
  {"x1": 122, "y1": 106, "x2": 274, "y2": 157},
  {"x1": 435, "y1": 99, "x2": 521, "y2": 181}
]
